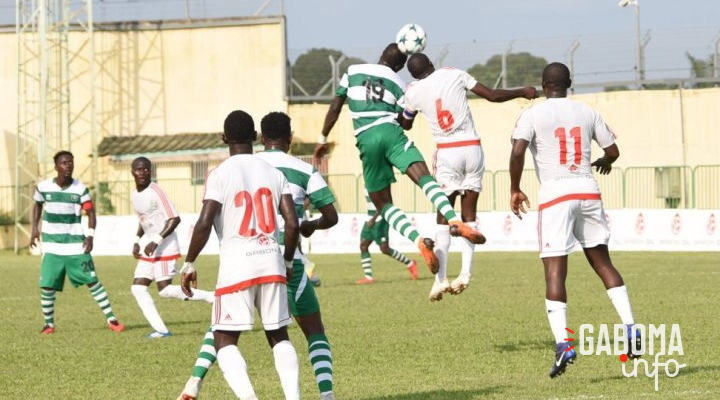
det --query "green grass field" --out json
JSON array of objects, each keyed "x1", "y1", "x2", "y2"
[{"x1": 1, "y1": 250, "x2": 718, "y2": 399}]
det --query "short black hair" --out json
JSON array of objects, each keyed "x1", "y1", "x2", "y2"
[
  {"x1": 53, "y1": 150, "x2": 73, "y2": 165},
  {"x1": 261, "y1": 112, "x2": 291, "y2": 141},
  {"x1": 407, "y1": 53, "x2": 431, "y2": 79},
  {"x1": 131, "y1": 156, "x2": 151, "y2": 168},
  {"x1": 379, "y1": 43, "x2": 408, "y2": 71},
  {"x1": 542, "y1": 62, "x2": 572, "y2": 89},
  {"x1": 223, "y1": 110, "x2": 256, "y2": 143}
]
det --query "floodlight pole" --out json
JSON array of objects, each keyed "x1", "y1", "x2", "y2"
[
  {"x1": 567, "y1": 39, "x2": 581, "y2": 94},
  {"x1": 620, "y1": 0, "x2": 643, "y2": 88},
  {"x1": 714, "y1": 33, "x2": 720, "y2": 79}
]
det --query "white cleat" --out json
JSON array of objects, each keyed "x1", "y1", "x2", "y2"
[
  {"x1": 177, "y1": 376, "x2": 202, "y2": 400},
  {"x1": 321, "y1": 392, "x2": 337, "y2": 400},
  {"x1": 429, "y1": 278, "x2": 450, "y2": 302},
  {"x1": 449, "y1": 274, "x2": 471, "y2": 295}
]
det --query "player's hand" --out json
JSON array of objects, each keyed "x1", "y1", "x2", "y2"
[
  {"x1": 300, "y1": 220, "x2": 316, "y2": 238},
  {"x1": 284, "y1": 258, "x2": 294, "y2": 280},
  {"x1": 144, "y1": 242, "x2": 158, "y2": 256},
  {"x1": 367, "y1": 219, "x2": 375, "y2": 228},
  {"x1": 591, "y1": 158, "x2": 613, "y2": 175},
  {"x1": 30, "y1": 230, "x2": 40, "y2": 251},
  {"x1": 510, "y1": 190, "x2": 530, "y2": 220},
  {"x1": 132, "y1": 243, "x2": 141, "y2": 259},
  {"x1": 523, "y1": 86, "x2": 538, "y2": 100},
  {"x1": 180, "y1": 261, "x2": 197, "y2": 297},
  {"x1": 83, "y1": 236, "x2": 94, "y2": 253},
  {"x1": 313, "y1": 143, "x2": 328, "y2": 166}
]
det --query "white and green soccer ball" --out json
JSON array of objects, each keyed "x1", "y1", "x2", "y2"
[{"x1": 395, "y1": 23, "x2": 427, "y2": 55}]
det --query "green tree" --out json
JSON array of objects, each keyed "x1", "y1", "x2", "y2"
[
  {"x1": 291, "y1": 48, "x2": 365, "y2": 97},
  {"x1": 686, "y1": 52, "x2": 716, "y2": 89},
  {"x1": 467, "y1": 52, "x2": 547, "y2": 89}
]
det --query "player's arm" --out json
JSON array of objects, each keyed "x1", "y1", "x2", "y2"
[
  {"x1": 509, "y1": 138, "x2": 531, "y2": 219},
  {"x1": 143, "y1": 215, "x2": 181, "y2": 256},
  {"x1": 591, "y1": 143, "x2": 620, "y2": 175},
  {"x1": 83, "y1": 201, "x2": 96, "y2": 253},
  {"x1": 30, "y1": 201, "x2": 43, "y2": 248},
  {"x1": 398, "y1": 108, "x2": 417, "y2": 130},
  {"x1": 180, "y1": 200, "x2": 220, "y2": 296},
  {"x1": 315, "y1": 95, "x2": 346, "y2": 162},
  {"x1": 132, "y1": 224, "x2": 144, "y2": 259},
  {"x1": 471, "y1": 82, "x2": 537, "y2": 102},
  {"x1": 367, "y1": 211, "x2": 379, "y2": 228},
  {"x1": 279, "y1": 194, "x2": 299, "y2": 276},
  {"x1": 300, "y1": 203, "x2": 338, "y2": 238}
]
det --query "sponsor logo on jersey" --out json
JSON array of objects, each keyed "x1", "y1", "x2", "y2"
[{"x1": 224, "y1": 314, "x2": 232, "y2": 321}]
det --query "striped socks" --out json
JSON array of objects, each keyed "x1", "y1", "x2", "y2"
[
  {"x1": 390, "y1": 249, "x2": 411, "y2": 265},
  {"x1": 41, "y1": 289, "x2": 56, "y2": 327},
  {"x1": 419, "y1": 175, "x2": 458, "y2": 222},
  {"x1": 361, "y1": 251, "x2": 373, "y2": 278},
  {"x1": 89, "y1": 282, "x2": 116, "y2": 321},
  {"x1": 308, "y1": 333, "x2": 333, "y2": 396},
  {"x1": 192, "y1": 327, "x2": 218, "y2": 379},
  {"x1": 381, "y1": 204, "x2": 420, "y2": 244}
]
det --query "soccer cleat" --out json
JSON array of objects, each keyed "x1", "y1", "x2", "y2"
[
  {"x1": 355, "y1": 277, "x2": 375, "y2": 285},
  {"x1": 628, "y1": 326, "x2": 643, "y2": 359},
  {"x1": 321, "y1": 392, "x2": 336, "y2": 400},
  {"x1": 146, "y1": 331, "x2": 172, "y2": 339},
  {"x1": 449, "y1": 274, "x2": 471, "y2": 295},
  {"x1": 418, "y1": 238, "x2": 439, "y2": 274},
  {"x1": 448, "y1": 221, "x2": 487, "y2": 244},
  {"x1": 549, "y1": 345, "x2": 577, "y2": 378},
  {"x1": 177, "y1": 376, "x2": 202, "y2": 400},
  {"x1": 407, "y1": 260, "x2": 419, "y2": 280},
  {"x1": 107, "y1": 319, "x2": 125, "y2": 333},
  {"x1": 429, "y1": 278, "x2": 450, "y2": 302},
  {"x1": 40, "y1": 325, "x2": 55, "y2": 335}
]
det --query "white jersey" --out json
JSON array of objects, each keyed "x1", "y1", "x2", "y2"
[
  {"x1": 203, "y1": 154, "x2": 291, "y2": 295},
  {"x1": 400, "y1": 67, "x2": 480, "y2": 144},
  {"x1": 512, "y1": 97, "x2": 616, "y2": 206},
  {"x1": 131, "y1": 182, "x2": 181, "y2": 261}
]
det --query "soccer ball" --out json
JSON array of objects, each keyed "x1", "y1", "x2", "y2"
[{"x1": 395, "y1": 24, "x2": 427, "y2": 55}]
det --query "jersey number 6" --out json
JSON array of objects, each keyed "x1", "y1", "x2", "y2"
[
  {"x1": 234, "y1": 187, "x2": 276, "y2": 237},
  {"x1": 435, "y1": 99, "x2": 455, "y2": 132}
]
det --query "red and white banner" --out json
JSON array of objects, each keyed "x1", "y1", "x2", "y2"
[{"x1": 89, "y1": 209, "x2": 719, "y2": 256}]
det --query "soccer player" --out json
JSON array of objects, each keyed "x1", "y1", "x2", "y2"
[
  {"x1": 31, "y1": 150, "x2": 125, "y2": 334},
  {"x1": 314, "y1": 43, "x2": 487, "y2": 276},
  {"x1": 357, "y1": 189, "x2": 418, "y2": 284},
  {"x1": 178, "y1": 112, "x2": 339, "y2": 400},
  {"x1": 509, "y1": 62, "x2": 641, "y2": 378},
  {"x1": 399, "y1": 53, "x2": 536, "y2": 301},
  {"x1": 179, "y1": 110, "x2": 301, "y2": 400},
  {"x1": 129, "y1": 157, "x2": 214, "y2": 338}
]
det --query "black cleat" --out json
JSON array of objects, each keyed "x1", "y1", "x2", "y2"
[{"x1": 549, "y1": 347, "x2": 577, "y2": 378}]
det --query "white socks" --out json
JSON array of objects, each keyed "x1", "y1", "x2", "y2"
[
  {"x1": 459, "y1": 221, "x2": 476, "y2": 276},
  {"x1": 434, "y1": 225, "x2": 451, "y2": 282},
  {"x1": 607, "y1": 285, "x2": 635, "y2": 325},
  {"x1": 217, "y1": 345, "x2": 258, "y2": 400},
  {"x1": 545, "y1": 299, "x2": 568, "y2": 344},
  {"x1": 273, "y1": 340, "x2": 300, "y2": 400},
  {"x1": 158, "y1": 284, "x2": 214, "y2": 303},
  {"x1": 131, "y1": 284, "x2": 169, "y2": 334}
]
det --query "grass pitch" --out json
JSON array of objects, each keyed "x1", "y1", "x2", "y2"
[{"x1": 1, "y1": 250, "x2": 718, "y2": 399}]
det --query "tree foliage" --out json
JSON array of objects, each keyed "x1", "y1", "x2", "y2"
[
  {"x1": 291, "y1": 48, "x2": 365, "y2": 97},
  {"x1": 686, "y1": 52, "x2": 716, "y2": 89},
  {"x1": 467, "y1": 52, "x2": 547, "y2": 89}
]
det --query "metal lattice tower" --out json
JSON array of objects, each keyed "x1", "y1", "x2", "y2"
[{"x1": 15, "y1": 0, "x2": 99, "y2": 253}]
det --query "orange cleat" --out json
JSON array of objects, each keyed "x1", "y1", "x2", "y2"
[
  {"x1": 449, "y1": 221, "x2": 487, "y2": 244},
  {"x1": 107, "y1": 319, "x2": 125, "y2": 333},
  {"x1": 407, "y1": 260, "x2": 419, "y2": 280},
  {"x1": 418, "y1": 238, "x2": 439, "y2": 274},
  {"x1": 355, "y1": 277, "x2": 375, "y2": 285},
  {"x1": 40, "y1": 325, "x2": 55, "y2": 335}
]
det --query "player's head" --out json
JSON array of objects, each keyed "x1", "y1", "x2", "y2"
[
  {"x1": 260, "y1": 112, "x2": 292, "y2": 152},
  {"x1": 541, "y1": 62, "x2": 572, "y2": 93},
  {"x1": 131, "y1": 157, "x2": 152, "y2": 188},
  {"x1": 53, "y1": 150, "x2": 74, "y2": 178},
  {"x1": 379, "y1": 43, "x2": 408, "y2": 72},
  {"x1": 223, "y1": 110, "x2": 257, "y2": 145},
  {"x1": 407, "y1": 53, "x2": 434, "y2": 79}
]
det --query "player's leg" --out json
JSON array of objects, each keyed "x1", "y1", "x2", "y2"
[
  {"x1": 38, "y1": 254, "x2": 65, "y2": 333},
  {"x1": 131, "y1": 273, "x2": 171, "y2": 337},
  {"x1": 543, "y1": 255, "x2": 576, "y2": 378},
  {"x1": 68, "y1": 254, "x2": 124, "y2": 332},
  {"x1": 430, "y1": 208, "x2": 452, "y2": 302},
  {"x1": 215, "y1": 330, "x2": 257, "y2": 400},
  {"x1": 450, "y1": 188, "x2": 481, "y2": 295},
  {"x1": 154, "y1": 260, "x2": 214, "y2": 303},
  {"x1": 287, "y1": 259, "x2": 335, "y2": 399},
  {"x1": 178, "y1": 326, "x2": 216, "y2": 400},
  {"x1": 379, "y1": 241, "x2": 417, "y2": 280},
  {"x1": 357, "y1": 222, "x2": 375, "y2": 284}
]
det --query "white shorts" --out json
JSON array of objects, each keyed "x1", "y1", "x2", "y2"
[
  {"x1": 432, "y1": 141, "x2": 484, "y2": 196},
  {"x1": 134, "y1": 258, "x2": 177, "y2": 281},
  {"x1": 538, "y1": 199, "x2": 610, "y2": 258},
  {"x1": 211, "y1": 282, "x2": 291, "y2": 332}
]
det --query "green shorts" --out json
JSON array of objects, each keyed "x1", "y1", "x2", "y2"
[
  {"x1": 287, "y1": 259, "x2": 320, "y2": 317},
  {"x1": 39, "y1": 253, "x2": 98, "y2": 291},
  {"x1": 360, "y1": 219, "x2": 389, "y2": 244},
  {"x1": 356, "y1": 123, "x2": 425, "y2": 193}
]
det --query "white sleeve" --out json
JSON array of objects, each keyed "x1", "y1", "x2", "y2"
[
  {"x1": 203, "y1": 169, "x2": 224, "y2": 204},
  {"x1": 592, "y1": 111, "x2": 616, "y2": 149},
  {"x1": 460, "y1": 70, "x2": 478, "y2": 90},
  {"x1": 33, "y1": 186, "x2": 44, "y2": 202},
  {"x1": 511, "y1": 108, "x2": 535, "y2": 143},
  {"x1": 399, "y1": 86, "x2": 418, "y2": 118}
]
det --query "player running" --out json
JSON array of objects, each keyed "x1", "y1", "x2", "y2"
[
  {"x1": 399, "y1": 53, "x2": 536, "y2": 301},
  {"x1": 179, "y1": 110, "x2": 301, "y2": 400},
  {"x1": 129, "y1": 157, "x2": 213, "y2": 339},
  {"x1": 315, "y1": 43, "x2": 486, "y2": 276},
  {"x1": 509, "y1": 62, "x2": 641, "y2": 378}
]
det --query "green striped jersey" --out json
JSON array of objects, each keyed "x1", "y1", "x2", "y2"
[
  {"x1": 337, "y1": 63, "x2": 406, "y2": 136},
  {"x1": 33, "y1": 178, "x2": 91, "y2": 255}
]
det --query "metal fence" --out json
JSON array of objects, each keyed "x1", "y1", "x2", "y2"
[{"x1": 1, "y1": 165, "x2": 718, "y2": 219}]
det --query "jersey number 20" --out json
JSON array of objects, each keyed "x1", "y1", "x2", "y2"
[
  {"x1": 554, "y1": 126, "x2": 582, "y2": 165},
  {"x1": 234, "y1": 188, "x2": 276, "y2": 237}
]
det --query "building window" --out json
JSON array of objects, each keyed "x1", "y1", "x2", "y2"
[{"x1": 191, "y1": 161, "x2": 208, "y2": 185}]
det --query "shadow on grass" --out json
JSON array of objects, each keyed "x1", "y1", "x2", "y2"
[
  {"x1": 361, "y1": 386, "x2": 505, "y2": 400},
  {"x1": 682, "y1": 364, "x2": 720, "y2": 375},
  {"x1": 494, "y1": 339, "x2": 554, "y2": 352}
]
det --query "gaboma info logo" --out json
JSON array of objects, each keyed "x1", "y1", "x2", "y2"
[{"x1": 577, "y1": 324, "x2": 685, "y2": 391}]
